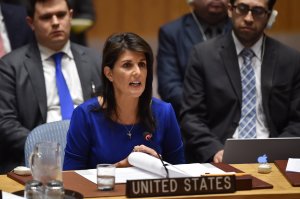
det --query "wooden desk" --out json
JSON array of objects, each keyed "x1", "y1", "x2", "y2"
[{"x1": 1, "y1": 163, "x2": 300, "y2": 199}]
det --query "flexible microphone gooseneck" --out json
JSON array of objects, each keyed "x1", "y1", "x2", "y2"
[{"x1": 143, "y1": 132, "x2": 169, "y2": 178}]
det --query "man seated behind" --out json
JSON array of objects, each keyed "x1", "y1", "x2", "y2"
[
  {"x1": 157, "y1": 0, "x2": 231, "y2": 118},
  {"x1": 181, "y1": 0, "x2": 300, "y2": 163},
  {"x1": 0, "y1": 0, "x2": 102, "y2": 173}
]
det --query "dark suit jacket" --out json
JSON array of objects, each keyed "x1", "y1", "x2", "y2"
[
  {"x1": 1, "y1": 3, "x2": 33, "y2": 50},
  {"x1": 157, "y1": 13, "x2": 231, "y2": 117},
  {"x1": 180, "y1": 33, "x2": 300, "y2": 163},
  {"x1": 0, "y1": 42, "x2": 102, "y2": 173}
]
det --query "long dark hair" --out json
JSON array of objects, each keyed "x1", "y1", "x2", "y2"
[{"x1": 101, "y1": 32, "x2": 155, "y2": 132}]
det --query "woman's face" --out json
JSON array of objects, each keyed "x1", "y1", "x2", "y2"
[{"x1": 104, "y1": 50, "x2": 147, "y2": 100}]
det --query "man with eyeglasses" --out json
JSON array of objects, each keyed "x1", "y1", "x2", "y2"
[{"x1": 181, "y1": 0, "x2": 300, "y2": 163}]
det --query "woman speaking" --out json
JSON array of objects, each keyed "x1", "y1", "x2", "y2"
[{"x1": 63, "y1": 32, "x2": 185, "y2": 170}]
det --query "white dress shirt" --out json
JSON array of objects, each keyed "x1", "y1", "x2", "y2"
[
  {"x1": 0, "y1": 6, "x2": 12, "y2": 55},
  {"x1": 232, "y1": 32, "x2": 270, "y2": 138},
  {"x1": 38, "y1": 41, "x2": 84, "y2": 123}
]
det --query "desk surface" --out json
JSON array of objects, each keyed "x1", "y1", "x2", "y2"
[{"x1": 1, "y1": 163, "x2": 299, "y2": 199}]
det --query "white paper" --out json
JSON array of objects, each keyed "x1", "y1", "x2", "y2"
[
  {"x1": 128, "y1": 152, "x2": 169, "y2": 177},
  {"x1": 168, "y1": 163, "x2": 226, "y2": 177},
  {"x1": 2, "y1": 191, "x2": 24, "y2": 199},
  {"x1": 286, "y1": 158, "x2": 300, "y2": 172},
  {"x1": 128, "y1": 152, "x2": 227, "y2": 178},
  {"x1": 115, "y1": 167, "x2": 162, "y2": 183},
  {"x1": 75, "y1": 167, "x2": 162, "y2": 184},
  {"x1": 75, "y1": 153, "x2": 227, "y2": 184},
  {"x1": 75, "y1": 169, "x2": 97, "y2": 183}
]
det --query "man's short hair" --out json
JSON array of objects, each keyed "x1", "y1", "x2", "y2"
[{"x1": 27, "y1": 0, "x2": 72, "y2": 18}]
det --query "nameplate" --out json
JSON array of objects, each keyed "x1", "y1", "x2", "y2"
[{"x1": 126, "y1": 175, "x2": 236, "y2": 198}]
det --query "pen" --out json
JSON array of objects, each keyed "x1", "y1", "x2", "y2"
[
  {"x1": 202, "y1": 172, "x2": 249, "y2": 177},
  {"x1": 91, "y1": 81, "x2": 96, "y2": 97}
]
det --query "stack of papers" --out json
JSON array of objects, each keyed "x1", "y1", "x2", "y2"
[{"x1": 76, "y1": 152, "x2": 228, "y2": 184}]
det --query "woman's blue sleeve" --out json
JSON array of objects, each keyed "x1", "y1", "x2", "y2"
[{"x1": 63, "y1": 106, "x2": 91, "y2": 170}]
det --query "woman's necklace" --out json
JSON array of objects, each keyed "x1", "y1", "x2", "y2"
[{"x1": 123, "y1": 124, "x2": 135, "y2": 139}]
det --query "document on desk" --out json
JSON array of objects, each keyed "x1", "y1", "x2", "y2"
[
  {"x1": 286, "y1": 158, "x2": 300, "y2": 172},
  {"x1": 75, "y1": 152, "x2": 226, "y2": 184},
  {"x1": 2, "y1": 191, "x2": 24, "y2": 199}
]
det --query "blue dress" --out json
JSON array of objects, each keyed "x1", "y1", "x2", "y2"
[{"x1": 63, "y1": 97, "x2": 185, "y2": 170}]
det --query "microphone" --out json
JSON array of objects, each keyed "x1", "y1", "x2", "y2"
[{"x1": 143, "y1": 132, "x2": 169, "y2": 178}]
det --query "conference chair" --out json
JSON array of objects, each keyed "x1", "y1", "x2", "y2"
[{"x1": 24, "y1": 120, "x2": 70, "y2": 167}]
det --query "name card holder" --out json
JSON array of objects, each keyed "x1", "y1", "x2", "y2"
[{"x1": 126, "y1": 175, "x2": 236, "y2": 198}]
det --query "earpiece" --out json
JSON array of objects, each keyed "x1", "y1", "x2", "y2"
[{"x1": 266, "y1": 10, "x2": 278, "y2": 29}]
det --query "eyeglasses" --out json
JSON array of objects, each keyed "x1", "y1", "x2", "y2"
[{"x1": 233, "y1": 3, "x2": 270, "y2": 19}]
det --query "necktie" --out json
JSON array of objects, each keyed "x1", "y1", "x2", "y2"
[
  {"x1": 239, "y1": 49, "x2": 256, "y2": 138},
  {"x1": 53, "y1": 52, "x2": 74, "y2": 120},
  {"x1": 205, "y1": 27, "x2": 222, "y2": 40},
  {"x1": 205, "y1": 27, "x2": 213, "y2": 39},
  {"x1": 216, "y1": 27, "x2": 223, "y2": 35}
]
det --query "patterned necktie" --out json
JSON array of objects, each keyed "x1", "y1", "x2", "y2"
[
  {"x1": 53, "y1": 52, "x2": 74, "y2": 120},
  {"x1": 239, "y1": 49, "x2": 256, "y2": 138}
]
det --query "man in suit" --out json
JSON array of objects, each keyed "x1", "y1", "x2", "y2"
[
  {"x1": 0, "y1": 2, "x2": 33, "y2": 56},
  {"x1": 181, "y1": 0, "x2": 300, "y2": 163},
  {"x1": 0, "y1": 0, "x2": 102, "y2": 173},
  {"x1": 1, "y1": 0, "x2": 95, "y2": 46},
  {"x1": 157, "y1": 0, "x2": 231, "y2": 118}
]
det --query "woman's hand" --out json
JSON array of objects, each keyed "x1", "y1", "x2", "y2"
[
  {"x1": 114, "y1": 157, "x2": 131, "y2": 168},
  {"x1": 114, "y1": 144, "x2": 159, "y2": 168},
  {"x1": 132, "y1": 144, "x2": 160, "y2": 158}
]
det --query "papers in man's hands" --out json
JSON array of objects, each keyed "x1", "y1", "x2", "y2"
[{"x1": 75, "y1": 152, "x2": 226, "y2": 184}]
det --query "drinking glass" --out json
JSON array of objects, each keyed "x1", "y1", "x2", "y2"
[
  {"x1": 97, "y1": 164, "x2": 116, "y2": 191},
  {"x1": 44, "y1": 180, "x2": 64, "y2": 199},
  {"x1": 24, "y1": 180, "x2": 43, "y2": 199}
]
